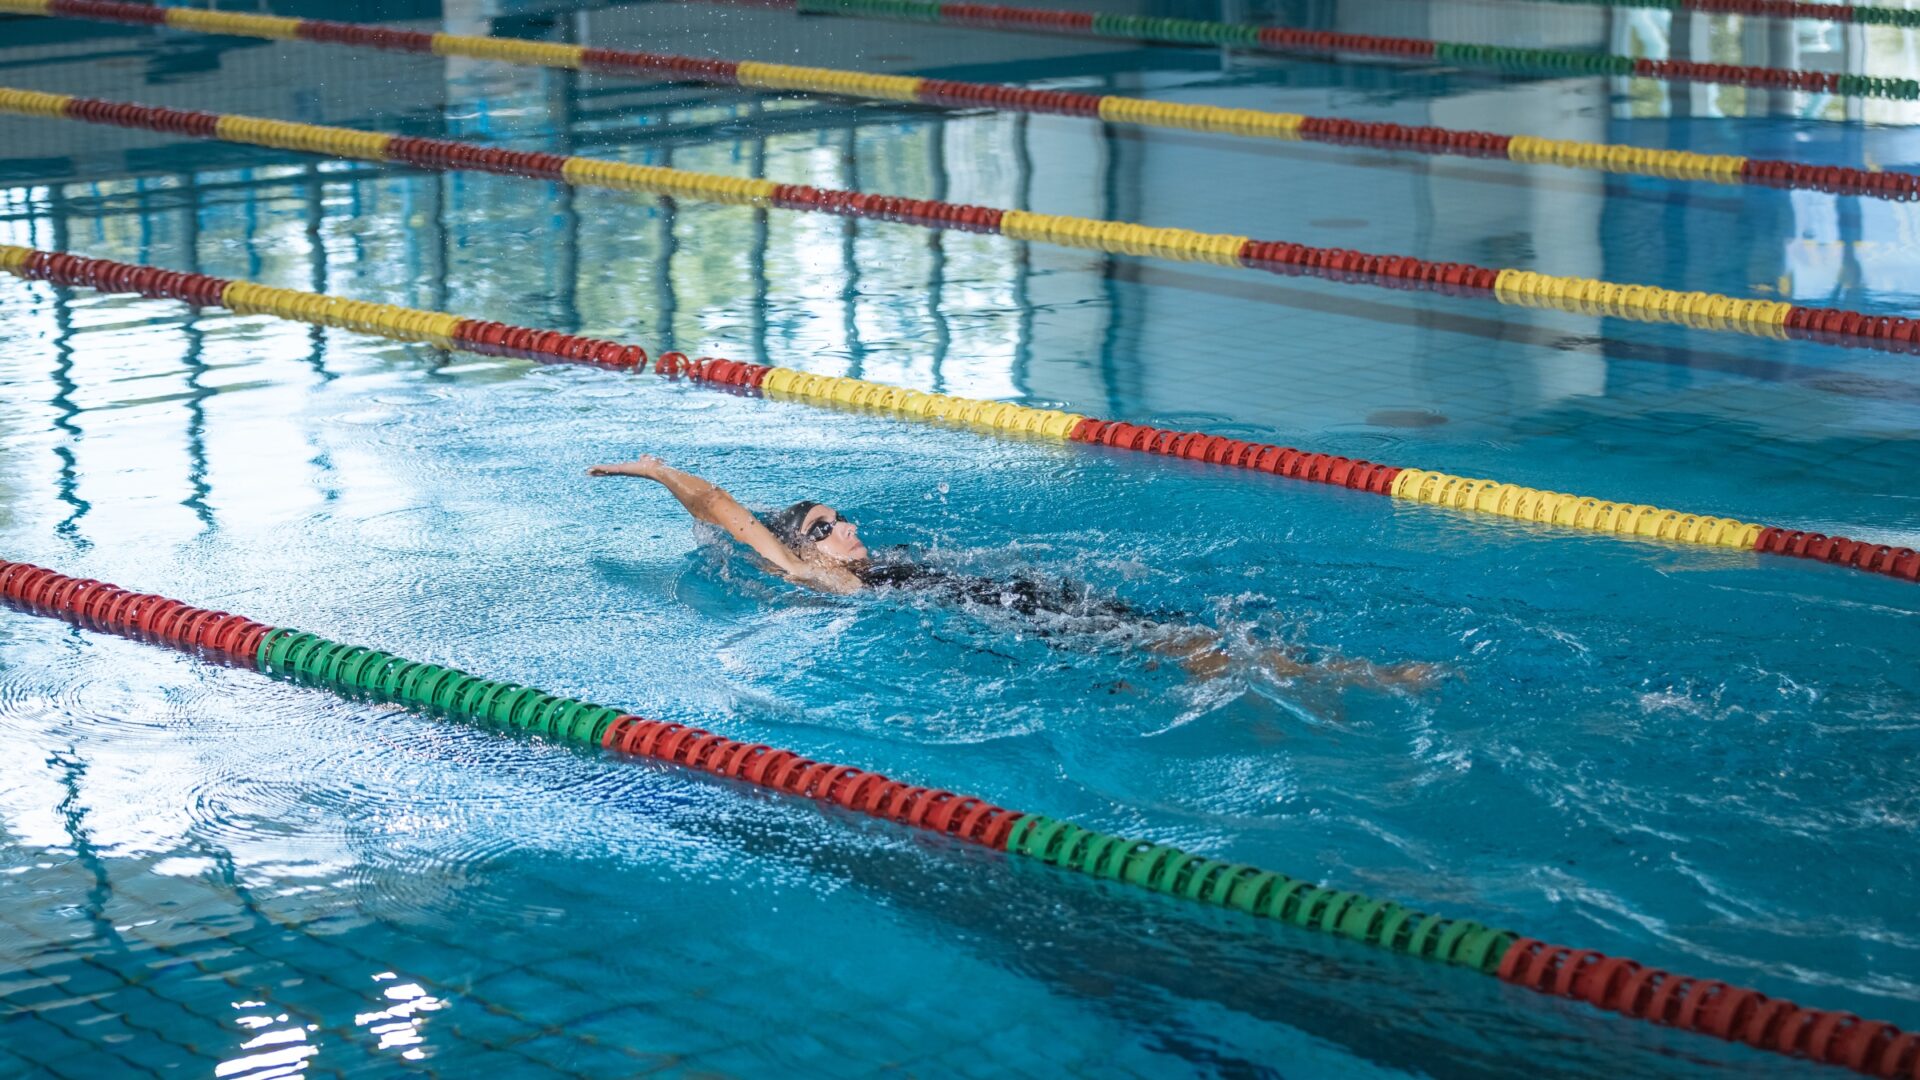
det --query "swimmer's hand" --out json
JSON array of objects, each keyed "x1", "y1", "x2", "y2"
[{"x1": 587, "y1": 455, "x2": 665, "y2": 479}]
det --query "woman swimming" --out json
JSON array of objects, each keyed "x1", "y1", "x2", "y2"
[{"x1": 586, "y1": 455, "x2": 1438, "y2": 688}]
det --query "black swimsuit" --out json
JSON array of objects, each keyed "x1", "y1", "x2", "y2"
[{"x1": 854, "y1": 559, "x2": 1160, "y2": 630}]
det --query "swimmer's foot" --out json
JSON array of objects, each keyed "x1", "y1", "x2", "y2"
[{"x1": 1374, "y1": 661, "x2": 1449, "y2": 690}]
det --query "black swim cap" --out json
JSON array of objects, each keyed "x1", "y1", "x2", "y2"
[{"x1": 763, "y1": 501, "x2": 820, "y2": 548}]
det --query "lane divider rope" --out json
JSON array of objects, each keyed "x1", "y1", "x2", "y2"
[
  {"x1": 4, "y1": 242, "x2": 1913, "y2": 585},
  {"x1": 1491, "y1": 0, "x2": 1920, "y2": 28},
  {"x1": 3, "y1": 88, "x2": 1916, "y2": 355},
  {"x1": 770, "y1": 0, "x2": 1920, "y2": 101},
  {"x1": 1, "y1": 0, "x2": 1911, "y2": 200},
  {"x1": 0, "y1": 556, "x2": 1915, "y2": 1078}
]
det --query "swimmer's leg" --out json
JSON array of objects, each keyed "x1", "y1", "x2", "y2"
[
  {"x1": 1262, "y1": 650, "x2": 1447, "y2": 690},
  {"x1": 1146, "y1": 629, "x2": 1235, "y2": 680},
  {"x1": 1147, "y1": 628, "x2": 1446, "y2": 689}
]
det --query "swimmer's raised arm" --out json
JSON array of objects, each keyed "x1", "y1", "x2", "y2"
[
  {"x1": 587, "y1": 456, "x2": 862, "y2": 593},
  {"x1": 588, "y1": 456, "x2": 806, "y2": 572}
]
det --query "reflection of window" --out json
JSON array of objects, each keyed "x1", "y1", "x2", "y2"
[
  {"x1": 1797, "y1": 20, "x2": 1842, "y2": 58},
  {"x1": 1785, "y1": 188, "x2": 1845, "y2": 301},
  {"x1": 1861, "y1": 23, "x2": 1920, "y2": 125},
  {"x1": 1613, "y1": 10, "x2": 1673, "y2": 119},
  {"x1": 1616, "y1": 8, "x2": 1670, "y2": 62},
  {"x1": 1607, "y1": 10, "x2": 1920, "y2": 121},
  {"x1": 1784, "y1": 187, "x2": 1920, "y2": 304}
]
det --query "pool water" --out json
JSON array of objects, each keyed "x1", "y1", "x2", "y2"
[{"x1": 2, "y1": 0, "x2": 1919, "y2": 1076}]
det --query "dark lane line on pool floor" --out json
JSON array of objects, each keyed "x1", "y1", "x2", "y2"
[{"x1": 1112, "y1": 261, "x2": 1920, "y2": 406}]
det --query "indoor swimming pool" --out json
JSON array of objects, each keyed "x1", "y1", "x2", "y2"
[{"x1": 1, "y1": 0, "x2": 1918, "y2": 1075}]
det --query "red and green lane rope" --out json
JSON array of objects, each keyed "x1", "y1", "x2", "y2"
[
  {"x1": 1514, "y1": 0, "x2": 1920, "y2": 28},
  {"x1": 775, "y1": 0, "x2": 1920, "y2": 100},
  {"x1": 6, "y1": 89, "x2": 1920, "y2": 356},
  {"x1": 5, "y1": 243, "x2": 1916, "y2": 586},
  {"x1": 0, "y1": 556, "x2": 1916, "y2": 1077},
  {"x1": 6, "y1": 0, "x2": 1914, "y2": 200}
]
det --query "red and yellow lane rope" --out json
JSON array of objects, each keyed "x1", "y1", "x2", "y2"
[
  {"x1": 2, "y1": 557, "x2": 1916, "y2": 1078},
  {"x1": 2, "y1": 88, "x2": 1916, "y2": 355},
  {"x1": 1, "y1": 0, "x2": 1912, "y2": 200},
  {"x1": 5, "y1": 244, "x2": 1912, "y2": 585}
]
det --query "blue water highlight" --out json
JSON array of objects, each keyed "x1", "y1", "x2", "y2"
[{"x1": 2, "y1": 0, "x2": 1918, "y2": 1075}]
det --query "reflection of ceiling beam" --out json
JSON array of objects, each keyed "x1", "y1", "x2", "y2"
[
  {"x1": 45, "y1": 200, "x2": 91, "y2": 549},
  {"x1": 1012, "y1": 112, "x2": 1034, "y2": 400},
  {"x1": 169, "y1": 177, "x2": 216, "y2": 536},
  {"x1": 0, "y1": 99, "x2": 933, "y2": 191},
  {"x1": 0, "y1": 154, "x2": 390, "y2": 202}
]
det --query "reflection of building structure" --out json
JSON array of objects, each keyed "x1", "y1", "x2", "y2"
[
  {"x1": 1603, "y1": 4, "x2": 1920, "y2": 309},
  {"x1": 1085, "y1": 0, "x2": 1614, "y2": 423},
  {"x1": 3, "y1": 0, "x2": 1915, "y2": 537}
]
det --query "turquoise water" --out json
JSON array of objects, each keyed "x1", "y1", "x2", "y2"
[{"x1": 2, "y1": 0, "x2": 1920, "y2": 1076}]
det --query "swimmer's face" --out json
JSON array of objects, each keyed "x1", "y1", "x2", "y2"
[{"x1": 800, "y1": 504, "x2": 867, "y2": 564}]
